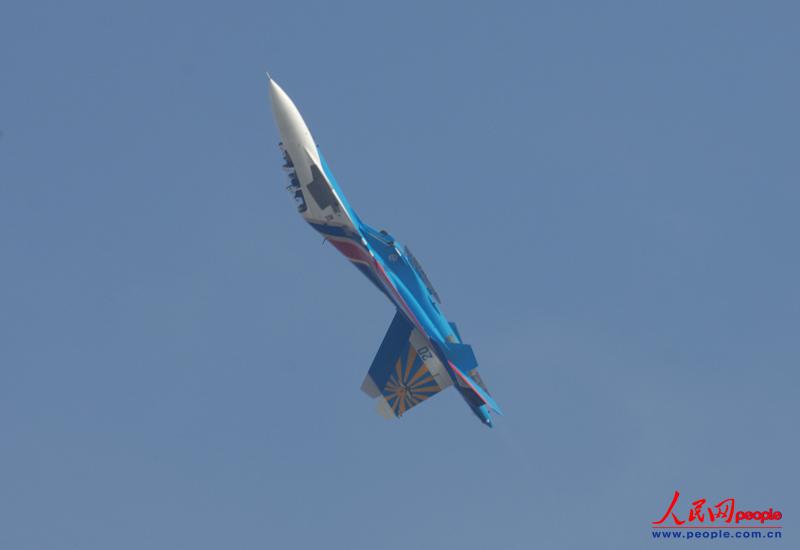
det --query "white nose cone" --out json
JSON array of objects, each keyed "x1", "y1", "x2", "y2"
[{"x1": 267, "y1": 76, "x2": 320, "y2": 183}]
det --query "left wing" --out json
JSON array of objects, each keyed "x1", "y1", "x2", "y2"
[{"x1": 361, "y1": 311, "x2": 452, "y2": 418}]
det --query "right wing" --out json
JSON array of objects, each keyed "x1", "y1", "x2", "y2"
[{"x1": 361, "y1": 311, "x2": 452, "y2": 418}]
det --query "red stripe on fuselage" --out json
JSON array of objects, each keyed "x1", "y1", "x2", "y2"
[
  {"x1": 327, "y1": 236, "x2": 373, "y2": 265},
  {"x1": 328, "y1": 235, "x2": 428, "y2": 340}
]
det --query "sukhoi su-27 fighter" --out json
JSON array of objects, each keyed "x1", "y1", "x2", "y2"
[{"x1": 267, "y1": 76, "x2": 502, "y2": 427}]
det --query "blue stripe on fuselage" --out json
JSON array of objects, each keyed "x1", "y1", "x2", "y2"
[
  {"x1": 361, "y1": 227, "x2": 455, "y2": 344},
  {"x1": 379, "y1": 266, "x2": 445, "y2": 341}
]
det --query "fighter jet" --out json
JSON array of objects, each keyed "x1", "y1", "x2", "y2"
[{"x1": 267, "y1": 77, "x2": 502, "y2": 427}]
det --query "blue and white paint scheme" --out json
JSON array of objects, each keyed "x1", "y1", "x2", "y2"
[{"x1": 267, "y1": 77, "x2": 502, "y2": 427}]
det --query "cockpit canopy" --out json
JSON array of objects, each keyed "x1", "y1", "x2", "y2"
[
  {"x1": 378, "y1": 229, "x2": 394, "y2": 244},
  {"x1": 362, "y1": 225, "x2": 441, "y2": 303},
  {"x1": 404, "y1": 246, "x2": 441, "y2": 303}
]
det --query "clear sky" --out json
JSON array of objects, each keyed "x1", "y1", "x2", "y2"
[{"x1": 1, "y1": 1, "x2": 798, "y2": 548}]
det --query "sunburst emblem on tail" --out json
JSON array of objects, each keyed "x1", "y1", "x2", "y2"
[{"x1": 383, "y1": 346, "x2": 441, "y2": 416}]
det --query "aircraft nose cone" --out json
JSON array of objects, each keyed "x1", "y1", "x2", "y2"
[
  {"x1": 266, "y1": 75, "x2": 320, "y2": 180},
  {"x1": 267, "y1": 77, "x2": 299, "y2": 134},
  {"x1": 266, "y1": 75, "x2": 284, "y2": 107}
]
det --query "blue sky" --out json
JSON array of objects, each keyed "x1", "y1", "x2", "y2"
[{"x1": 1, "y1": 1, "x2": 798, "y2": 548}]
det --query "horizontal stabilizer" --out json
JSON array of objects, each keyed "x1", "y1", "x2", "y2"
[
  {"x1": 449, "y1": 363, "x2": 504, "y2": 416},
  {"x1": 439, "y1": 342, "x2": 502, "y2": 416}
]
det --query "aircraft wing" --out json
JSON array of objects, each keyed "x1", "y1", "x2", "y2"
[{"x1": 361, "y1": 311, "x2": 452, "y2": 418}]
